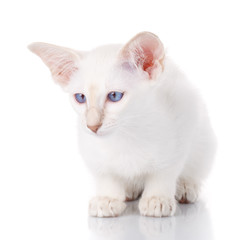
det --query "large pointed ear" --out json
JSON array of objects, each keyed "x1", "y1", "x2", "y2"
[
  {"x1": 120, "y1": 32, "x2": 164, "y2": 79},
  {"x1": 28, "y1": 42, "x2": 80, "y2": 86}
]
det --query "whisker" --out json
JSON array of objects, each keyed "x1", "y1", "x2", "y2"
[{"x1": 118, "y1": 111, "x2": 159, "y2": 123}]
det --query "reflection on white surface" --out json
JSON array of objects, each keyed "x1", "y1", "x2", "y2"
[{"x1": 88, "y1": 200, "x2": 213, "y2": 240}]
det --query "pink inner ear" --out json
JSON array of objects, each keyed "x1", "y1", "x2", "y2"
[
  {"x1": 121, "y1": 32, "x2": 164, "y2": 78},
  {"x1": 29, "y1": 43, "x2": 79, "y2": 86},
  {"x1": 138, "y1": 47, "x2": 155, "y2": 72},
  {"x1": 50, "y1": 58, "x2": 79, "y2": 85}
]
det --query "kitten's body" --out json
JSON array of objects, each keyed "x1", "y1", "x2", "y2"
[{"x1": 29, "y1": 32, "x2": 216, "y2": 217}]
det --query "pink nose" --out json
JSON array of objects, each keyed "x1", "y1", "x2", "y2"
[{"x1": 87, "y1": 124, "x2": 101, "y2": 133}]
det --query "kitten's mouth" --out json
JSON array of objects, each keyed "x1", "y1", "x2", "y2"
[
  {"x1": 86, "y1": 125, "x2": 104, "y2": 136},
  {"x1": 86, "y1": 125, "x2": 114, "y2": 137}
]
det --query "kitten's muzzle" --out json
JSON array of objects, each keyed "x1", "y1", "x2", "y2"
[{"x1": 86, "y1": 107, "x2": 102, "y2": 133}]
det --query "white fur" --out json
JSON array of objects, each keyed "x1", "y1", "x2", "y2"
[{"x1": 29, "y1": 32, "x2": 216, "y2": 217}]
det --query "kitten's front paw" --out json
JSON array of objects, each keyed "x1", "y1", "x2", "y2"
[
  {"x1": 139, "y1": 196, "x2": 176, "y2": 217},
  {"x1": 89, "y1": 197, "x2": 126, "y2": 217},
  {"x1": 175, "y1": 178, "x2": 200, "y2": 204}
]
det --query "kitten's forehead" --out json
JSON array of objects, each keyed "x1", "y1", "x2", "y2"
[
  {"x1": 66, "y1": 44, "x2": 132, "y2": 95},
  {"x1": 81, "y1": 44, "x2": 122, "y2": 84}
]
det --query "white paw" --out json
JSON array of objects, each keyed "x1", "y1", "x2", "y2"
[
  {"x1": 139, "y1": 196, "x2": 176, "y2": 217},
  {"x1": 89, "y1": 197, "x2": 126, "y2": 217},
  {"x1": 175, "y1": 178, "x2": 200, "y2": 204}
]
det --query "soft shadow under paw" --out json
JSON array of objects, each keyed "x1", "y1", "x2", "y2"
[
  {"x1": 88, "y1": 217, "x2": 124, "y2": 237},
  {"x1": 139, "y1": 215, "x2": 176, "y2": 238}
]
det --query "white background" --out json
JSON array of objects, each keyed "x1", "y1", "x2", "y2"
[{"x1": 0, "y1": 0, "x2": 240, "y2": 239}]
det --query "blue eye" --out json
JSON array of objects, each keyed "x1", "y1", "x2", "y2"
[
  {"x1": 74, "y1": 93, "x2": 86, "y2": 103},
  {"x1": 107, "y1": 91, "x2": 124, "y2": 102}
]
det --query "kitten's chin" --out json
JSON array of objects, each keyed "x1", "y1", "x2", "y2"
[{"x1": 96, "y1": 129, "x2": 114, "y2": 137}]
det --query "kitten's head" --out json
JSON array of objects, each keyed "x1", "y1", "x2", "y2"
[{"x1": 29, "y1": 32, "x2": 165, "y2": 136}]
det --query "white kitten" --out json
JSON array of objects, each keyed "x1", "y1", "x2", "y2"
[{"x1": 28, "y1": 32, "x2": 216, "y2": 217}]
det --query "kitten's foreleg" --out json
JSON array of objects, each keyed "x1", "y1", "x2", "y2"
[
  {"x1": 89, "y1": 175, "x2": 126, "y2": 217},
  {"x1": 176, "y1": 126, "x2": 216, "y2": 204},
  {"x1": 139, "y1": 167, "x2": 180, "y2": 217}
]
